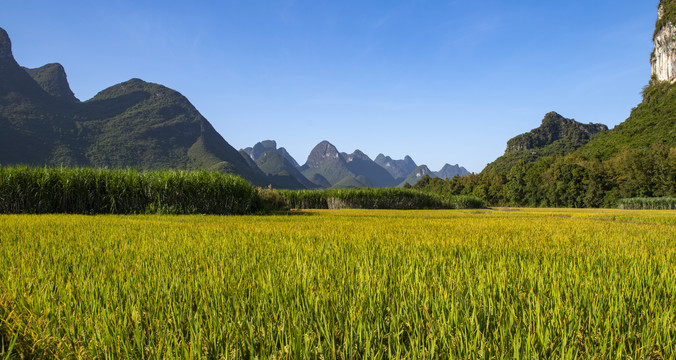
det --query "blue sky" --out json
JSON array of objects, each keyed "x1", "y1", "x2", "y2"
[{"x1": 2, "y1": 0, "x2": 658, "y2": 172}]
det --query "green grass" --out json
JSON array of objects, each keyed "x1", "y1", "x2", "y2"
[
  {"x1": 0, "y1": 166, "x2": 486, "y2": 214},
  {"x1": 0, "y1": 166, "x2": 261, "y2": 215}
]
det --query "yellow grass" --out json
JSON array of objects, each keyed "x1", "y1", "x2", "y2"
[{"x1": 0, "y1": 209, "x2": 675, "y2": 359}]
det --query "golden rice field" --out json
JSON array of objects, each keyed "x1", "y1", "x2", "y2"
[{"x1": 0, "y1": 209, "x2": 675, "y2": 359}]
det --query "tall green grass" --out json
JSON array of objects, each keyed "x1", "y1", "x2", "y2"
[
  {"x1": 0, "y1": 166, "x2": 261, "y2": 215},
  {"x1": 618, "y1": 197, "x2": 676, "y2": 210},
  {"x1": 274, "y1": 188, "x2": 486, "y2": 210},
  {"x1": 0, "y1": 167, "x2": 486, "y2": 214}
]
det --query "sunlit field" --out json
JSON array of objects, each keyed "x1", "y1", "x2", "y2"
[{"x1": 1, "y1": 209, "x2": 674, "y2": 359}]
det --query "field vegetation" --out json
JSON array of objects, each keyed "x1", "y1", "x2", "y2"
[
  {"x1": 0, "y1": 166, "x2": 485, "y2": 214},
  {"x1": 274, "y1": 188, "x2": 485, "y2": 210},
  {"x1": 0, "y1": 166, "x2": 261, "y2": 215},
  {"x1": 0, "y1": 209, "x2": 674, "y2": 359},
  {"x1": 618, "y1": 197, "x2": 676, "y2": 210}
]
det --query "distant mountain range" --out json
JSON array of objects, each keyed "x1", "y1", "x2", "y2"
[
  {"x1": 0, "y1": 26, "x2": 470, "y2": 189},
  {"x1": 241, "y1": 140, "x2": 470, "y2": 189}
]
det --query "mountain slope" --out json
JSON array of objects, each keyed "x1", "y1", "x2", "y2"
[
  {"x1": 482, "y1": 112, "x2": 608, "y2": 173},
  {"x1": 332, "y1": 175, "x2": 372, "y2": 189},
  {"x1": 0, "y1": 28, "x2": 83, "y2": 166},
  {"x1": 575, "y1": 83, "x2": 676, "y2": 160},
  {"x1": 301, "y1": 141, "x2": 355, "y2": 185},
  {"x1": 276, "y1": 147, "x2": 301, "y2": 168},
  {"x1": 255, "y1": 150, "x2": 315, "y2": 189},
  {"x1": 374, "y1": 154, "x2": 417, "y2": 181},
  {"x1": 435, "y1": 164, "x2": 470, "y2": 179},
  {"x1": 400, "y1": 165, "x2": 437, "y2": 187},
  {"x1": 242, "y1": 140, "x2": 302, "y2": 169},
  {"x1": 23, "y1": 63, "x2": 79, "y2": 103},
  {"x1": 343, "y1": 150, "x2": 397, "y2": 187},
  {"x1": 0, "y1": 27, "x2": 271, "y2": 186}
]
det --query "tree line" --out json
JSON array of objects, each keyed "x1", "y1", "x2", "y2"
[{"x1": 414, "y1": 143, "x2": 676, "y2": 208}]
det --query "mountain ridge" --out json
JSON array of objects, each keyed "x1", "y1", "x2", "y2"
[
  {"x1": 482, "y1": 112, "x2": 608, "y2": 173},
  {"x1": 0, "y1": 27, "x2": 272, "y2": 186}
]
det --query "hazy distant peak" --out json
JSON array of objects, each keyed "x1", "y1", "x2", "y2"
[
  {"x1": 259, "y1": 140, "x2": 277, "y2": 150},
  {"x1": 305, "y1": 140, "x2": 343, "y2": 168},
  {"x1": 252, "y1": 140, "x2": 277, "y2": 159},
  {"x1": 345, "y1": 149, "x2": 371, "y2": 162},
  {"x1": 277, "y1": 147, "x2": 301, "y2": 168},
  {"x1": 436, "y1": 163, "x2": 470, "y2": 179},
  {"x1": 375, "y1": 153, "x2": 418, "y2": 180}
]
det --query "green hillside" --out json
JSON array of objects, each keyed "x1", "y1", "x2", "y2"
[
  {"x1": 307, "y1": 173, "x2": 332, "y2": 188},
  {"x1": 0, "y1": 27, "x2": 273, "y2": 187},
  {"x1": 374, "y1": 154, "x2": 417, "y2": 181},
  {"x1": 415, "y1": 91, "x2": 675, "y2": 207},
  {"x1": 575, "y1": 81, "x2": 676, "y2": 160},
  {"x1": 400, "y1": 165, "x2": 437, "y2": 187},
  {"x1": 332, "y1": 175, "x2": 371, "y2": 189},
  {"x1": 343, "y1": 150, "x2": 396, "y2": 187},
  {"x1": 301, "y1": 141, "x2": 355, "y2": 185},
  {"x1": 23, "y1": 63, "x2": 79, "y2": 103},
  {"x1": 255, "y1": 150, "x2": 314, "y2": 189},
  {"x1": 483, "y1": 112, "x2": 608, "y2": 174}
]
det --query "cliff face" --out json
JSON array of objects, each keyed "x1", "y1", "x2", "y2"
[{"x1": 652, "y1": 2, "x2": 676, "y2": 82}]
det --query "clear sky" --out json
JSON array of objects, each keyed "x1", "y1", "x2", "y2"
[{"x1": 2, "y1": 0, "x2": 658, "y2": 173}]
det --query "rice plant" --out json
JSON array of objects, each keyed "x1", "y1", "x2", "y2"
[{"x1": 0, "y1": 208, "x2": 674, "y2": 359}]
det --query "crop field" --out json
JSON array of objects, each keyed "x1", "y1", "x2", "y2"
[{"x1": 0, "y1": 209, "x2": 675, "y2": 359}]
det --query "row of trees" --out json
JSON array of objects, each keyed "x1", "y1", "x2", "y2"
[{"x1": 414, "y1": 143, "x2": 676, "y2": 208}]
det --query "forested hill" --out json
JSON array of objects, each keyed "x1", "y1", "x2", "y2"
[
  {"x1": 483, "y1": 112, "x2": 608, "y2": 174},
  {"x1": 0, "y1": 27, "x2": 273, "y2": 186},
  {"x1": 415, "y1": 93, "x2": 675, "y2": 207},
  {"x1": 414, "y1": 2, "x2": 676, "y2": 208}
]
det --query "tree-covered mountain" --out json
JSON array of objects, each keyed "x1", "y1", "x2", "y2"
[
  {"x1": 414, "y1": 2, "x2": 675, "y2": 207},
  {"x1": 482, "y1": 112, "x2": 608, "y2": 173},
  {"x1": 300, "y1": 141, "x2": 355, "y2": 186},
  {"x1": 276, "y1": 147, "x2": 301, "y2": 169},
  {"x1": 332, "y1": 175, "x2": 372, "y2": 189},
  {"x1": 255, "y1": 150, "x2": 316, "y2": 189},
  {"x1": 296, "y1": 141, "x2": 470, "y2": 188},
  {"x1": 435, "y1": 164, "x2": 470, "y2": 179},
  {"x1": 574, "y1": 82, "x2": 676, "y2": 161},
  {"x1": 342, "y1": 150, "x2": 397, "y2": 187},
  {"x1": 242, "y1": 140, "x2": 301, "y2": 168},
  {"x1": 374, "y1": 154, "x2": 417, "y2": 182},
  {"x1": 240, "y1": 140, "x2": 310, "y2": 188},
  {"x1": 23, "y1": 63, "x2": 79, "y2": 103},
  {"x1": 400, "y1": 165, "x2": 437, "y2": 187},
  {"x1": 0, "y1": 27, "x2": 274, "y2": 186}
]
